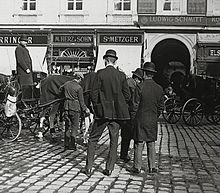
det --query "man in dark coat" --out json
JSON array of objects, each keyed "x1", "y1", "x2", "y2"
[
  {"x1": 15, "y1": 34, "x2": 33, "y2": 86},
  {"x1": 120, "y1": 68, "x2": 143, "y2": 163},
  {"x1": 129, "y1": 62, "x2": 164, "y2": 174},
  {"x1": 81, "y1": 49, "x2": 131, "y2": 176}
]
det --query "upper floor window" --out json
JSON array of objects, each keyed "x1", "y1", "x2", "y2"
[
  {"x1": 67, "y1": 0, "x2": 83, "y2": 10},
  {"x1": 187, "y1": 0, "x2": 206, "y2": 14},
  {"x1": 213, "y1": 0, "x2": 220, "y2": 14},
  {"x1": 22, "y1": 0, "x2": 36, "y2": 11},
  {"x1": 138, "y1": 0, "x2": 156, "y2": 14},
  {"x1": 162, "y1": 0, "x2": 180, "y2": 12},
  {"x1": 114, "y1": 0, "x2": 131, "y2": 11}
]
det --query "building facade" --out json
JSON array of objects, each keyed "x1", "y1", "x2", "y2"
[{"x1": 0, "y1": 0, "x2": 220, "y2": 88}]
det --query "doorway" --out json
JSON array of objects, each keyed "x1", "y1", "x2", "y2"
[{"x1": 151, "y1": 38, "x2": 191, "y2": 94}]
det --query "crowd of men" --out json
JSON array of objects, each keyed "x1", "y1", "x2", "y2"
[{"x1": 15, "y1": 34, "x2": 164, "y2": 177}]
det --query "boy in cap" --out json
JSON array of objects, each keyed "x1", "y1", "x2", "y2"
[{"x1": 61, "y1": 72, "x2": 90, "y2": 150}]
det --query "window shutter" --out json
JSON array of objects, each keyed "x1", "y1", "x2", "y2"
[
  {"x1": 187, "y1": 0, "x2": 206, "y2": 14},
  {"x1": 138, "y1": 0, "x2": 156, "y2": 14}
]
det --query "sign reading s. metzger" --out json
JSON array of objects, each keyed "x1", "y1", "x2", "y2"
[{"x1": 99, "y1": 34, "x2": 143, "y2": 45}]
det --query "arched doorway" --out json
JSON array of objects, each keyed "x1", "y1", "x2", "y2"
[{"x1": 151, "y1": 38, "x2": 190, "y2": 92}]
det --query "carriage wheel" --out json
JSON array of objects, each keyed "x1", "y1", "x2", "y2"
[
  {"x1": 211, "y1": 105, "x2": 220, "y2": 124},
  {"x1": 162, "y1": 98, "x2": 181, "y2": 124},
  {"x1": 0, "y1": 110, "x2": 22, "y2": 142},
  {"x1": 182, "y1": 98, "x2": 203, "y2": 126}
]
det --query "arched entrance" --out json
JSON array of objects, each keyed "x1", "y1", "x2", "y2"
[{"x1": 151, "y1": 38, "x2": 190, "y2": 93}]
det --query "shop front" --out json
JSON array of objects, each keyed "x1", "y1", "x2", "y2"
[
  {"x1": 0, "y1": 33, "x2": 48, "y2": 75},
  {"x1": 48, "y1": 31, "x2": 96, "y2": 75},
  {"x1": 96, "y1": 30, "x2": 144, "y2": 77},
  {"x1": 196, "y1": 33, "x2": 220, "y2": 78}
]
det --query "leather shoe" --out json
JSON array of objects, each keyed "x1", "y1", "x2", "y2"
[
  {"x1": 149, "y1": 168, "x2": 158, "y2": 173},
  {"x1": 103, "y1": 169, "x2": 112, "y2": 176},
  {"x1": 80, "y1": 168, "x2": 91, "y2": 176},
  {"x1": 127, "y1": 167, "x2": 140, "y2": 174},
  {"x1": 120, "y1": 156, "x2": 131, "y2": 163}
]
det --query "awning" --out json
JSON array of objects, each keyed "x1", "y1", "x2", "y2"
[
  {"x1": 0, "y1": 46, "x2": 47, "y2": 75},
  {"x1": 95, "y1": 45, "x2": 142, "y2": 77}
]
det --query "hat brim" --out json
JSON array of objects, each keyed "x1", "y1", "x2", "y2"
[
  {"x1": 141, "y1": 68, "x2": 157, "y2": 73},
  {"x1": 20, "y1": 39, "x2": 28, "y2": 42},
  {"x1": 103, "y1": 54, "x2": 118, "y2": 60},
  {"x1": 132, "y1": 72, "x2": 143, "y2": 79}
]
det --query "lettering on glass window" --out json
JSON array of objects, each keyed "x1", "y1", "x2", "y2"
[
  {"x1": 163, "y1": 0, "x2": 180, "y2": 11},
  {"x1": 187, "y1": 0, "x2": 206, "y2": 14},
  {"x1": 67, "y1": 0, "x2": 83, "y2": 10},
  {"x1": 22, "y1": 0, "x2": 36, "y2": 10},
  {"x1": 114, "y1": 0, "x2": 131, "y2": 11}
]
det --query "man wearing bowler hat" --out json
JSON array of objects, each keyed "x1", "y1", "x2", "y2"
[
  {"x1": 81, "y1": 49, "x2": 131, "y2": 176},
  {"x1": 15, "y1": 34, "x2": 33, "y2": 87},
  {"x1": 129, "y1": 62, "x2": 164, "y2": 174}
]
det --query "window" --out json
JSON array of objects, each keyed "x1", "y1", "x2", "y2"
[
  {"x1": 213, "y1": 0, "x2": 220, "y2": 14},
  {"x1": 67, "y1": 0, "x2": 83, "y2": 11},
  {"x1": 22, "y1": 0, "x2": 36, "y2": 11},
  {"x1": 138, "y1": 0, "x2": 156, "y2": 14},
  {"x1": 162, "y1": 0, "x2": 180, "y2": 11},
  {"x1": 187, "y1": 0, "x2": 206, "y2": 14},
  {"x1": 114, "y1": 0, "x2": 131, "y2": 11}
]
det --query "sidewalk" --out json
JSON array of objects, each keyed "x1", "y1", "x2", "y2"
[{"x1": 0, "y1": 119, "x2": 220, "y2": 193}]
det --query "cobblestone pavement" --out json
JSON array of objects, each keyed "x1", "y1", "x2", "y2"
[{"x1": 0, "y1": 119, "x2": 220, "y2": 193}]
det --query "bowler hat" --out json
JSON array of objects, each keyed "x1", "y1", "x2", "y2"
[
  {"x1": 19, "y1": 34, "x2": 28, "y2": 42},
  {"x1": 141, "y1": 62, "x2": 157, "y2": 73},
  {"x1": 132, "y1": 68, "x2": 143, "y2": 80},
  {"x1": 103, "y1": 49, "x2": 118, "y2": 60}
]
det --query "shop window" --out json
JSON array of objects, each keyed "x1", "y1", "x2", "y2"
[
  {"x1": 114, "y1": 0, "x2": 131, "y2": 11},
  {"x1": 67, "y1": 0, "x2": 83, "y2": 11},
  {"x1": 22, "y1": 0, "x2": 36, "y2": 11},
  {"x1": 137, "y1": 0, "x2": 156, "y2": 14},
  {"x1": 187, "y1": 0, "x2": 206, "y2": 14}
]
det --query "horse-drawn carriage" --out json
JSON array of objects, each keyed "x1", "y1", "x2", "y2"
[
  {"x1": 163, "y1": 74, "x2": 220, "y2": 126},
  {"x1": 0, "y1": 72, "x2": 70, "y2": 142}
]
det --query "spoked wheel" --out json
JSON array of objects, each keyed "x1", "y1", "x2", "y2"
[
  {"x1": 162, "y1": 98, "x2": 181, "y2": 124},
  {"x1": 182, "y1": 98, "x2": 203, "y2": 126},
  {"x1": 0, "y1": 110, "x2": 22, "y2": 142},
  {"x1": 211, "y1": 105, "x2": 220, "y2": 124}
]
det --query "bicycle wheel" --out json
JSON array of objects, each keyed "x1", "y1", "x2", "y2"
[
  {"x1": 0, "y1": 109, "x2": 22, "y2": 142},
  {"x1": 182, "y1": 98, "x2": 203, "y2": 126},
  {"x1": 162, "y1": 98, "x2": 181, "y2": 124}
]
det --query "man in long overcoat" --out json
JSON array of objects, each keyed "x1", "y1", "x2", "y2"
[
  {"x1": 81, "y1": 49, "x2": 131, "y2": 176},
  {"x1": 15, "y1": 34, "x2": 33, "y2": 86},
  {"x1": 130, "y1": 62, "x2": 164, "y2": 174}
]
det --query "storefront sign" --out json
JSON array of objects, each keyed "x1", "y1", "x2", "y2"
[
  {"x1": 99, "y1": 34, "x2": 143, "y2": 45},
  {"x1": 139, "y1": 15, "x2": 206, "y2": 26},
  {"x1": 198, "y1": 33, "x2": 220, "y2": 43},
  {"x1": 0, "y1": 34, "x2": 48, "y2": 46},
  {"x1": 209, "y1": 49, "x2": 220, "y2": 57},
  {"x1": 52, "y1": 34, "x2": 94, "y2": 44},
  {"x1": 138, "y1": 15, "x2": 220, "y2": 27},
  {"x1": 207, "y1": 16, "x2": 220, "y2": 26}
]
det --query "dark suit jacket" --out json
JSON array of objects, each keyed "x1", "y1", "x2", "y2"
[
  {"x1": 91, "y1": 65, "x2": 131, "y2": 120},
  {"x1": 132, "y1": 79, "x2": 164, "y2": 142},
  {"x1": 15, "y1": 44, "x2": 33, "y2": 85}
]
